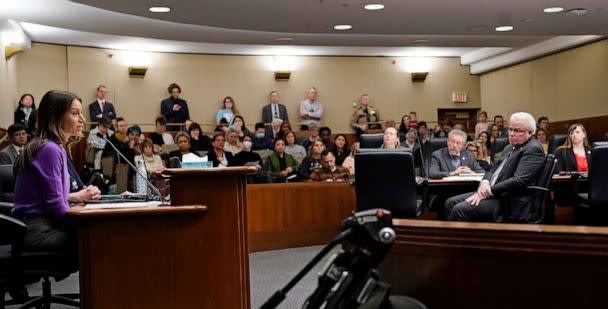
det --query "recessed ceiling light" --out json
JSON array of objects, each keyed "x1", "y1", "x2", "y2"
[
  {"x1": 334, "y1": 24, "x2": 352, "y2": 31},
  {"x1": 364, "y1": 4, "x2": 385, "y2": 10},
  {"x1": 149, "y1": 6, "x2": 170, "y2": 13},
  {"x1": 495, "y1": 25, "x2": 514, "y2": 32},
  {"x1": 543, "y1": 7, "x2": 564, "y2": 13},
  {"x1": 566, "y1": 8, "x2": 587, "y2": 16}
]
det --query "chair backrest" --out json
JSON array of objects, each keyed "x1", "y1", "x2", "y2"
[
  {"x1": 604, "y1": 132, "x2": 608, "y2": 141},
  {"x1": 360, "y1": 133, "x2": 385, "y2": 149},
  {"x1": 0, "y1": 165, "x2": 15, "y2": 202},
  {"x1": 0, "y1": 214, "x2": 25, "y2": 246},
  {"x1": 491, "y1": 137, "x2": 509, "y2": 161},
  {"x1": 593, "y1": 141, "x2": 608, "y2": 149},
  {"x1": 588, "y1": 146, "x2": 608, "y2": 206},
  {"x1": 548, "y1": 134, "x2": 567, "y2": 154},
  {"x1": 530, "y1": 154, "x2": 557, "y2": 224},
  {"x1": 355, "y1": 149, "x2": 418, "y2": 218},
  {"x1": 424, "y1": 137, "x2": 447, "y2": 163}
]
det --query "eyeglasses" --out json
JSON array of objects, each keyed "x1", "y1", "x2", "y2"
[{"x1": 507, "y1": 127, "x2": 530, "y2": 134}]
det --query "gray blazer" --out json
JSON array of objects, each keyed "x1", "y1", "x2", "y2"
[
  {"x1": 483, "y1": 137, "x2": 545, "y2": 222},
  {"x1": 262, "y1": 103, "x2": 289, "y2": 124},
  {"x1": 0, "y1": 145, "x2": 19, "y2": 165},
  {"x1": 429, "y1": 147, "x2": 484, "y2": 179}
]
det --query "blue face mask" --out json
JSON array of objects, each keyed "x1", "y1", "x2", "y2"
[{"x1": 255, "y1": 132, "x2": 265, "y2": 138}]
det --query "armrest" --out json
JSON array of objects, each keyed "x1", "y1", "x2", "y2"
[
  {"x1": 0, "y1": 202, "x2": 14, "y2": 216},
  {"x1": 0, "y1": 213, "x2": 26, "y2": 234},
  {"x1": 499, "y1": 186, "x2": 550, "y2": 198}
]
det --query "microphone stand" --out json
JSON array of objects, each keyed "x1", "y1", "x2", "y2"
[
  {"x1": 98, "y1": 133, "x2": 166, "y2": 204},
  {"x1": 415, "y1": 132, "x2": 427, "y2": 178}
]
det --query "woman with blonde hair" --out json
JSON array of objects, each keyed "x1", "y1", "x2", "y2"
[{"x1": 466, "y1": 141, "x2": 491, "y2": 171}]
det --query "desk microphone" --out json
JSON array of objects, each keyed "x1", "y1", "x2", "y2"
[{"x1": 97, "y1": 132, "x2": 165, "y2": 203}]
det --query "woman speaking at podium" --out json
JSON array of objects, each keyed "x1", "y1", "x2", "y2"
[{"x1": 13, "y1": 90, "x2": 89, "y2": 257}]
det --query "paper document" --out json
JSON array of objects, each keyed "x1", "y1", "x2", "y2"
[
  {"x1": 84, "y1": 201, "x2": 163, "y2": 209},
  {"x1": 442, "y1": 175, "x2": 484, "y2": 182}
]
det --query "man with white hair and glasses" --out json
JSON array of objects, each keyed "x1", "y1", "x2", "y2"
[{"x1": 444, "y1": 112, "x2": 545, "y2": 223}]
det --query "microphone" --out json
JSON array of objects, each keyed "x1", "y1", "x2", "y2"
[{"x1": 97, "y1": 132, "x2": 166, "y2": 203}]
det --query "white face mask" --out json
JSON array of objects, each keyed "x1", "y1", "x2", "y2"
[
  {"x1": 255, "y1": 132, "x2": 265, "y2": 138},
  {"x1": 243, "y1": 141, "x2": 253, "y2": 150}
]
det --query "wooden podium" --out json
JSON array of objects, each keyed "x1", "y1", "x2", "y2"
[{"x1": 68, "y1": 166, "x2": 254, "y2": 309}]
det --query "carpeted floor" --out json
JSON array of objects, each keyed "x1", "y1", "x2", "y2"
[{"x1": 6, "y1": 245, "x2": 334, "y2": 309}]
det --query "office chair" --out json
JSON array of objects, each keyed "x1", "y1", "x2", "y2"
[
  {"x1": 422, "y1": 138, "x2": 446, "y2": 176},
  {"x1": 592, "y1": 141, "x2": 608, "y2": 149},
  {"x1": 360, "y1": 133, "x2": 384, "y2": 149},
  {"x1": 548, "y1": 134, "x2": 567, "y2": 154},
  {"x1": 577, "y1": 145, "x2": 608, "y2": 225},
  {"x1": 491, "y1": 137, "x2": 509, "y2": 162},
  {"x1": 0, "y1": 214, "x2": 26, "y2": 308},
  {"x1": 355, "y1": 149, "x2": 421, "y2": 218},
  {"x1": 0, "y1": 165, "x2": 15, "y2": 216},
  {"x1": 604, "y1": 132, "x2": 608, "y2": 141}
]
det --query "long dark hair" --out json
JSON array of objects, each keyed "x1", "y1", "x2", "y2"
[
  {"x1": 331, "y1": 134, "x2": 349, "y2": 152},
  {"x1": 16, "y1": 93, "x2": 36, "y2": 111},
  {"x1": 231, "y1": 115, "x2": 249, "y2": 133},
  {"x1": 15, "y1": 90, "x2": 80, "y2": 174}
]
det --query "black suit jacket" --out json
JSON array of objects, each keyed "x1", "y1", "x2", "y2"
[
  {"x1": 553, "y1": 147, "x2": 591, "y2": 173},
  {"x1": 206, "y1": 150, "x2": 235, "y2": 167},
  {"x1": 161, "y1": 97, "x2": 190, "y2": 128},
  {"x1": 428, "y1": 148, "x2": 484, "y2": 179},
  {"x1": 262, "y1": 103, "x2": 289, "y2": 124},
  {"x1": 14, "y1": 109, "x2": 37, "y2": 135},
  {"x1": 89, "y1": 101, "x2": 116, "y2": 122},
  {"x1": 483, "y1": 137, "x2": 545, "y2": 222}
]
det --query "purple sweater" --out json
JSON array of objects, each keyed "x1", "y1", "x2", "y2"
[{"x1": 13, "y1": 141, "x2": 70, "y2": 225}]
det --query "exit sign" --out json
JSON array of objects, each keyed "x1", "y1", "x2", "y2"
[{"x1": 452, "y1": 92, "x2": 467, "y2": 103}]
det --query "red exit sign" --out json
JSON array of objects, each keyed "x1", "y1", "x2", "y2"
[{"x1": 452, "y1": 92, "x2": 467, "y2": 103}]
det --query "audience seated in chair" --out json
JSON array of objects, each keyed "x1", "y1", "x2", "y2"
[
  {"x1": 284, "y1": 131, "x2": 307, "y2": 163},
  {"x1": 298, "y1": 139, "x2": 325, "y2": 180},
  {"x1": 309, "y1": 150, "x2": 350, "y2": 182},
  {"x1": 168, "y1": 132, "x2": 198, "y2": 161},
  {"x1": 428, "y1": 129, "x2": 485, "y2": 179},
  {"x1": 223, "y1": 128, "x2": 244, "y2": 156},
  {"x1": 231, "y1": 115, "x2": 250, "y2": 139},
  {"x1": 381, "y1": 127, "x2": 401, "y2": 149},
  {"x1": 300, "y1": 124, "x2": 320, "y2": 151},
  {"x1": 466, "y1": 141, "x2": 491, "y2": 172},
  {"x1": 207, "y1": 134, "x2": 234, "y2": 167},
  {"x1": 444, "y1": 112, "x2": 545, "y2": 223},
  {"x1": 535, "y1": 128, "x2": 549, "y2": 154},
  {"x1": 149, "y1": 116, "x2": 174, "y2": 147},
  {"x1": 104, "y1": 117, "x2": 137, "y2": 164},
  {"x1": 554, "y1": 124, "x2": 591, "y2": 173},
  {"x1": 252, "y1": 122, "x2": 272, "y2": 150},
  {"x1": 0, "y1": 124, "x2": 27, "y2": 165},
  {"x1": 86, "y1": 117, "x2": 113, "y2": 170},
  {"x1": 341, "y1": 142, "x2": 359, "y2": 176},
  {"x1": 330, "y1": 134, "x2": 349, "y2": 166},
  {"x1": 134, "y1": 138, "x2": 165, "y2": 175},
  {"x1": 264, "y1": 138, "x2": 299, "y2": 183},
  {"x1": 319, "y1": 126, "x2": 333, "y2": 148},
  {"x1": 188, "y1": 122, "x2": 211, "y2": 152}
]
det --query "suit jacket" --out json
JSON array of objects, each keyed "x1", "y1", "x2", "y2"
[
  {"x1": 554, "y1": 147, "x2": 591, "y2": 173},
  {"x1": 264, "y1": 152, "x2": 299, "y2": 180},
  {"x1": 89, "y1": 101, "x2": 116, "y2": 122},
  {"x1": 14, "y1": 108, "x2": 37, "y2": 134},
  {"x1": 160, "y1": 97, "x2": 190, "y2": 126},
  {"x1": 0, "y1": 145, "x2": 19, "y2": 165},
  {"x1": 262, "y1": 103, "x2": 289, "y2": 124},
  {"x1": 428, "y1": 148, "x2": 484, "y2": 179},
  {"x1": 206, "y1": 150, "x2": 235, "y2": 167},
  {"x1": 483, "y1": 137, "x2": 545, "y2": 222}
]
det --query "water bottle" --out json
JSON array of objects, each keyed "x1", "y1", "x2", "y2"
[{"x1": 136, "y1": 160, "x2": 148, "y2": 194}]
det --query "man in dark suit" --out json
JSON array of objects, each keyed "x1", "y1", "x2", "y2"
[
  {"x1": 428, "y1": 129, "x2": 484, "y2": 179},
  {"x1": 89, "y1": 85, "x2": 116, "y2": 129},
  {"x1": 445, "y1": 112, "x2": 545, "y2": 223},
  {"x1": 161, "y1": 83, "x2": 190, "y2": 131},
  {"x1": 261, "y1": 90, "x2": 289, "y2": 125},
  {"x1": 0, "y1": 124, "x2": 27, "y2": 165}
]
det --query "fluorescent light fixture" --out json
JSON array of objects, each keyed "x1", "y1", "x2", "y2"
[
  {"x1": 364, "y1": 4, "x2": 385, "y2": 10},
  {"x1": 149, "y1": 6, "x2": 170, "y2": 13},
  {"x1": 495, "y1": 25, "x2": 514, "y2": 32},
  {"x1": 403, "y1": 57, "x2": 434, "y2": 73},
  {"x1": 334, "y1": 24, "x2": 352, "y2": 31},
  {"x1": 543, "y1": 7, "x2": 564, "y2": 13}
]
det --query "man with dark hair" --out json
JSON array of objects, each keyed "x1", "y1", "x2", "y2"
[
  {"x1": 319, "y1": 126, "x2": 333, "y2": 148},
  {"x1": 161, "y1": 83, "x2": 190, "y2": 130},
  {"x1": 252, "y1": 122, "x2": 272, "y2": 150},
  {"x1": 301, "y1": 125, "x2": 320, "y2": 151},
  {"x1": 104, "y1": 117, "x2": 136, "y2": 164},
  {"x1": 0, "y1": 124, "x2": 27, "y2": 165},
  {"x1": 87, "y1": 117, "x2": 114, "y2": 170},
  {"x1": 149, "y1": 116, "x2": 174, "y2": 146},
  {"x1": 262, "y1": 90, "x2": 289, "y2": 125},
  {"x1": 309, "y1": 150, "x2": 350, "y2": 182},
  {"x1": 491, "y1": 115, "x2": 508, "y2": 137},
  {"x1": 417, "y1": 121, "x2": 430, "y2": 145},
  {"x1": 89, "y1": 85, "x2": 116, "y2": 129},
  {"x1": 537, "y1": 116, "x2": 549, "y2": 131}
]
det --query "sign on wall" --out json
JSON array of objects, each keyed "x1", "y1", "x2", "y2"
[{"x1": 452, "y1": 92, "x2": 468, "y2": 103}]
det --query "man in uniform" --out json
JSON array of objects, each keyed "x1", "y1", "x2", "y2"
[{"x1": 351, "y1": 94, "x2": 381, "y2": 136}]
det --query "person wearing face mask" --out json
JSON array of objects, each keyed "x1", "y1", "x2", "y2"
[
  {"x1": 252, "y1": 122, "x2": 272, "y2": 150},
  {"x1": 233, "y1": 135, "x2": 263, "y2": 168}
]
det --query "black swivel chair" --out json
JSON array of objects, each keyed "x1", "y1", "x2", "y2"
[
  {"x1": 548, "y1": 134, "x2": 567, "y2": 154},
  {"x1": 355, "y1": 149, "x2": 421, "y2": 218},
  {"x1": 359, "y1": 133, "x2": 384, "y2": 149},
  {"x1": 0, "y1": 214, "x2": 26, "y2": 308},
  {"x1": 491, "y1": 137, "x2": 509, "y2": 162},
  {"x1": 577, "y1": 146, "x2": 608, "y2": 225},
  {"x1": 592, "y1": 141, "x2": 608, "y2": 149},
  {"x1": 0, "y1": 165, "x2": 15, "y2": 215},
  {"x1": 422, "y1": 138, "x2": 446, "y2": 177}
]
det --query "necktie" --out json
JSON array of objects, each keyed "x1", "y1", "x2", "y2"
[
  {"x1": 101, "y1": 102, "x2": 105, "y2": 113},
  {"x1": 490, "y1": 147, "x2": 513, "y2": 185},
  {"x1": 273, "y1": 105, "x2": 279, "y2": 119}
]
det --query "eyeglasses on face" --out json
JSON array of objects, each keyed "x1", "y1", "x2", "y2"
[{"x1": 507, "y1": 127, "x2": 530, "y2": 134}]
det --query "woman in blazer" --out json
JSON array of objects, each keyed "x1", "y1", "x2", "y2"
[
  {"x1": 554, "y1": 124, "x2": 591, "y2": 173},
  {"x1": 14, "y1": 93, "x2": 37, "y2": 136},
  {"x1": 264, "y1": 138, "x2": 299, "y2": 182}
]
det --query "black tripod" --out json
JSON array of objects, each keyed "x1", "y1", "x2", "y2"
[{"x1": 260, "y1": 209, "x2": 427, "y2": 309}]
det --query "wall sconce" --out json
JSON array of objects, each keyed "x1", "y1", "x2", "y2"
[
  {"x1": 274, "y1": 70, "x2": 291, "y2": 81},
  {"x1": 129, "y1": 66, "x2": 148, "y2": 78},
  {"x1": 411, "y1": 72, "x2": 428, "y2": 82},
  {"x1": 1, "y1": 20, "x2": 31, "y2": 60}
]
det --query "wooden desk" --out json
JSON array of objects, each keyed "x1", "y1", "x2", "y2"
[
  {"x1": 380, "y1": 219, "x2": 608, "y2": 309},
  {"x1": 68, "y1": 205, "x2": 212, "y2": 309},
  {"x1": 247, "y1": 182, "x2": 356, "y2": 252}
]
